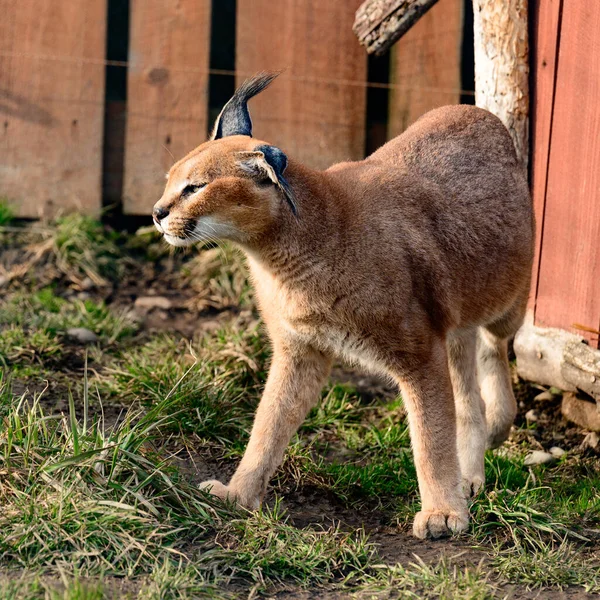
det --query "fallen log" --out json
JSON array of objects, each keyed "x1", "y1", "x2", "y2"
[
  {"x1": 562, "y1": 340, "x2": 600, "y2": 401},
  {"x1": 353, "y1": 0, "x2": 440, "y2": 56},
  {"x1": 515, "y1": 318, "x2": 600, "y2": 430}
]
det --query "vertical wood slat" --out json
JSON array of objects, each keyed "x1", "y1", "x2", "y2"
[
  {"x1": 235, "y1": 0, "x2": 367, "y2": 170},
  {"x1": 529, "y1": 0, "x2": 562, "y2": 309},
  {"x1": 387, "y1": 0, "x2": 463, "y2": 138},
  {"x1": 535, "y1": 1, "x2": 600, "y2": 347},
  {"x1": 0, "y1": 0, "x2": 106, "y2": 217},
  {"x1": 123, "y1": 0, "x2": 211, "y2": 215}
]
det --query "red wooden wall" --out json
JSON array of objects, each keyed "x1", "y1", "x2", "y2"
[{"x1": 531, "y1": 0, "x2": 600, "y2": 347}]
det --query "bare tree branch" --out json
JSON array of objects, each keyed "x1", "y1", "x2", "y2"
[{"x1": 353, "y1": 0, "x2": 440, "y2": 56}]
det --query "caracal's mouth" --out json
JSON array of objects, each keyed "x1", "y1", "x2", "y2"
[
  {"x1": 155, "y1": 215, "x2": 238, "y2": 247},
  {"x1": 162, "y1": 232, "x2": 193, "y2": 247}
]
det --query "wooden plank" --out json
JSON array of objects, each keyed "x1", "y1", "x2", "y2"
[
  {"x1": 235, "y1": 0, "x2": 368, "y2": 170},
  {"x1": 535, "y1": 1, "x2": 600, "y2": 347},
  {"x1": 529, "y1": 0, "x2": 563, "y2": 309},
  {"x1": 0, "y1": 0, "x2": 107, "y2": 217},
  {"x1": 388, "y1": 0, "x2": 462, "y2": 138},
  {"x1": 123, "y1": 0, "x2": 211, "y2": 214}
]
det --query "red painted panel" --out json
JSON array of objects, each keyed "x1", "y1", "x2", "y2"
[
  {"x1": 535, "y1": 1, "x2": 600, "y2": 347},
  {"x1": 528, "y1": 0, "x2": 562, "y2": 309}
]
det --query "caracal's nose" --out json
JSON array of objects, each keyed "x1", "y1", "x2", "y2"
[{"x1": 153, "y1": 206, "x2": 169, "y2": 223}]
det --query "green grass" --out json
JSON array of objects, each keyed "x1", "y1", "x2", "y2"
[
  {"x1": 0, "y1": 199, "x2": 14, "y2": 226},
  {"x1": 2, "y1": 220, "x2": 600, "y2": 598},
  {"x1": 470, "y1": 452, "x2": 600, "y2": 545},
  {"x1": 1, "y1": 391, "x2": 215, "y2": 577},
  {"x1": 4, "y1": 320, "x2": 599, "y2": 597},
  {"x1": 0, "y1": 214, "x2": 124, "y2": 290},
  {"x1": 100, "y1": 325, "x2": 267, "y2": 448},
  {"x1": 0, "y1": 577, "x2": 106, "y2": 600},
  {"x1": 0, "y1": 326, "x2": 64, "y2": 368},
  {"x1": 180, "y1": 245, "x2": 253, "y2": 311},
  {"x1": 493, "y1": 538, "x2": 600, "y2": 592},
  {"x1": 0, "y1": 289, "x2": 137, "y2": 376},
  {"x1": 0, "y1": 289, "x2": 136, "y2": 342},
  {"x1": 0, "y1": 378, "x2": 387, "y2": 597},
  {"x1": 376, "y1": 558, "x2": 497, "y2": 600},
  {"x1": 48, "y1": 214, "x2": 123, "y2": 285}
]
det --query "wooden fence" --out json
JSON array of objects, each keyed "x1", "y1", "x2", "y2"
[{"x1": 0, "y1": 0, "x2": 464, "y2": 218}]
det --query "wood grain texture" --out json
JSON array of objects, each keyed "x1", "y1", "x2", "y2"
[
  {"x1": 353, "y1": 0, "x2": 441, "y2": 56},
  {"x1": 123, "y1": 0, "x2": 211, "y2": 215},
  {"x1": 535, "y1": 1, "x2": 600, "y2": 347},
  {"x1": 473, "y1": 0, "x2": 529, "y2": 167},
  {"x1": 529, "y1": 0, "x2": 562, "y2": 309},
  {"x1": 387, "y1": 0, "x2": 462, "y2": 138},
  {"x1": 236, "y1": 0, "x2": 367, "y2": 170},
  {"x1": 0, "y1": 0, "x2": 107, "y2": 217}
]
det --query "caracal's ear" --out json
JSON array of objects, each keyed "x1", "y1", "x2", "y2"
[
  {"x1": 237, "y1": 145, "x2": 297, "y2": 215},
  {"x1": 210, "y1": 71, "x2": 280, "y2": 140}
]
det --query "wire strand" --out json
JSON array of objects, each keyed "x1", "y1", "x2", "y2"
[{"x1": 0, "y1": 51, "x2": 475, "y2": 96}]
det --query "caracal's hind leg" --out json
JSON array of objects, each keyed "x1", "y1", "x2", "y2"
[
  {"x1": 477, "y1": 294, "x2": 527, "y2": 449},
  {"x1": 447, "y1": 328, "x2": 487, "y2": 498},
  {"x1": 393, "y1": 337, "x2": 469, "y2": 539}
]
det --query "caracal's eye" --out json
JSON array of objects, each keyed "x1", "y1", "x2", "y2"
[{"x1": 181, "y1": 183, "x2": 206, "y2": 197}]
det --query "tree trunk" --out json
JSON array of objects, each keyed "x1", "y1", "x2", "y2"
[{"x1": 472, "y1": 0, "x2": 529, "y2": 168}]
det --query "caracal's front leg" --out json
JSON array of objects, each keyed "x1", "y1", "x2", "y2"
[
  {"x1": 394, "y1": 337, "x2": 469, "y2": 539},
  {"x1": 200, "y1": 341, "x2": 331, "y2": 508}
]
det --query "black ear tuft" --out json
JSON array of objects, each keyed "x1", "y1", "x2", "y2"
[
  {"x1": 255, "y1": 144, "x2": 297, "y2": 216},
  {"x1": 255, "y1": 144, "x2": 287, "y2": 177},
  {"x1": 211, "y1": 71, "x2": 280, "y2": 140}
]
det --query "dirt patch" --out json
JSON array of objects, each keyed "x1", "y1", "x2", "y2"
[{"x1": 513, "y1": 381, "x2": 591, "y2": 452}]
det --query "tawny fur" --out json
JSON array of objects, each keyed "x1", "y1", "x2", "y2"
[{"x1": 153, "y1": 74, "x2": 534, "y2": 539}]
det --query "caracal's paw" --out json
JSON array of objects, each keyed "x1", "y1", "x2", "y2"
[
  {"x1": 487, "y1": 422, "x2": 512, "y2": 450},
  {"x1": 198, "y1": 480, "x2": 260, "y2": 510},
  {"x1": 461, "y1": 473, "x2": 485, "y2": 499},
  {"x1": 413, "y1": 509, "x2": 469, "y2": 539},
  {"x1": 199, "y1": 479, "x2": 231, "y2": 501}
]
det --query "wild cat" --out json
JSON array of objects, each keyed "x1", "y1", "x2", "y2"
[{"x1": 152, "y1": 72, "x2": 534, "y2": 539}]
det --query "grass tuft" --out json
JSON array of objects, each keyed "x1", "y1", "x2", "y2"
[
  {"x1": 49, "y1": 214, "x2": 122, "y2": 285},
  {"x1": 101, "y1": 325, "x2": 268, "y2": 447},
  {"x1": 371, "y1": 558, "x2": 497, "y2": 600},
  {"x1": 2, "y1": 214, "x2": 123, "y2": 288},
  {"x1": 493, "y1": 538, "x2": 600, "y2": 592},
  {"x1": 0, "y1": 199, "x2": 15, "y2": 226}
]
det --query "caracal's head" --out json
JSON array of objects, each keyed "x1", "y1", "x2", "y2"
[{"x1": 152, "y1": 72, "x2": 296, "y2": 247}]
